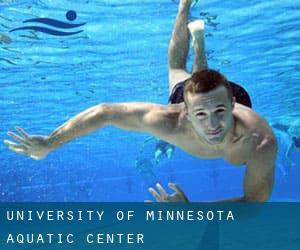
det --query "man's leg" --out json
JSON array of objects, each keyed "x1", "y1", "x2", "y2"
[
  {"x1": 168, "y1": 0, "x2": 192, "y2": 95},
  {"x1": 188, "y1": 20, "x2": 208, "y2": 73}
]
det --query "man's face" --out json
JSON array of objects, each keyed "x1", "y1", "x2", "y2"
[{"x1": 185, "y1": 86, "x2": 234, "y2": 145}]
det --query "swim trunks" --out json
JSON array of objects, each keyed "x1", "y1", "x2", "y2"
[{"x1": 168, "y1": 79, "x2": 252, "y2": 108}]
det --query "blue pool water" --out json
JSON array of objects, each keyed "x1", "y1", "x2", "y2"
[{"x1": 0, "y1": 0, "x2": 299, "y2": 201}]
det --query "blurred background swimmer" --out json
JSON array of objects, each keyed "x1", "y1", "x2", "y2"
[
  {"x1": 135, "y1": 158, "x2": 158, "y2": 187},
  {"x1": 138, "y1": 136, "x2": 175, "y2": 165},
  {"x1": 273, "y1": 128, "x2": 290, "y2": 177},
  {"x1": 135, "y1": 137, "x2": 158, "y2": 187},
  {"x1": 135, "y1": 137, "x2": 175, "y2": 187},
  {"x1": 273, "y1": 119, "x2": 300, "y2": 168}
]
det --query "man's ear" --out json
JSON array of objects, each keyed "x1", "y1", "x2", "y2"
[{"x1": 231, "y1": 97, "x2": 236, "y2": 108}]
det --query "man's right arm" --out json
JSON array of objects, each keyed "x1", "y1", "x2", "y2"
[
  {"x1": 5, "y1": 103, "x2": 178, "y2": 159},
  {"x1": 48, "y1": 102, "x2": 175, "y2": 147}
]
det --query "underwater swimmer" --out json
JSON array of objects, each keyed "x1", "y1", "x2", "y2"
[
  {"x1": 4, "y1": 0, "x2": 277, "y2": 202},
  {"x1": 154, "y1": 0, "x2": 251, "y2": 164},
  {"x1": 288, "y1": 136, "x2": 299, "y2": 167},
  {"x1": 135, "y1": 158, "x2": 158, "y2": 186},
  {"x1": 273, "y1": 120, "x2": 300, "y2": 168},
  {"x1": 137, "y1": 136, "x2": 175, "y2": 164}
]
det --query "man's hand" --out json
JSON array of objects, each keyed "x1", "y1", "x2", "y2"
[
  {"x1": 4, "y1": 127, "x2": 51, "y2": 160},
  {"x1": 148, "y1": 183, "x2": 189, "y2": 202}
]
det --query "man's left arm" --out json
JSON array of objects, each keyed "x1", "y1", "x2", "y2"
[
  {"x1": 215, "y1": 134, "x2": 277, "y2": 202},
  {"x1": 241, "y1": 135, "x2": 277, "y2": 202},
  {"x1": 148, "y1": 135, "x2": 277, "y2": 203}
]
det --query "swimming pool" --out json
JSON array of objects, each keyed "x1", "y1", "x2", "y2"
[{"x1": 0, "y1": 0, "x2": 299, "y2": 201}]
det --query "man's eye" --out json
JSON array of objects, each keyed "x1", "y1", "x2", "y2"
[
  {"x1": 216, "y1": 109, "x2": 225, "y2": 114},
  {"x1": 196, "y1": 112, "x2": 206, "y2": 116}
]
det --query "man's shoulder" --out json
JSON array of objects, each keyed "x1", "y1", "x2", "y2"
[
  {"x1": 150, "y1": 103, "x2": 183, "y2": 118},
  {"x1": 233, "y1": 103, "x2": 275, "y2": 145},
  {"x1": 234, "y1": 104, "x2": 269, "y2": 130},
  {"x1": 146, "y1": 103, "x2": 185, "y2": 130},
  {"x1": 142, "y1": 103, "x2": 188, "y2": 144},
  {"x1": 229, "y1": 104, "x2": 276, "y2": 166}
]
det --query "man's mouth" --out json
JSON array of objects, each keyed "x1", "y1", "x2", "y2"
[{"x1": 207, "y1": 127, "x2": 222, "y2": 135}]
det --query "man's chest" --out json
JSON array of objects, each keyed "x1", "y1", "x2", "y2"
[
  {"x1": 223, "y1": 136, "x2": 254, "y2": 166},
  {"x1": 177, "y1": 134, "x2": 253, "y2": 165}
]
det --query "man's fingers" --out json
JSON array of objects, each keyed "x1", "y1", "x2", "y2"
[
  {"x1": 9, "y1": 144, "x2": 26, "y2": 151},
  {"x1": 156, "y1": 183, "x2": 168, "y2": 199},
  {"x1": 4, "y1": 140, "x2": 27, "y2": 153},
  {"x1": 148, "y1": 187, "x2": 162, "y2": 202},
  {"x1": 8, "y1": 146, "x2": 27, "y2": 155},
  {"x1": 4, "y1": 140, "x2": 27, "y2": 150},
  {"x1": 7, "y1": 131, "x2": 28, "y2": 145},
  {"x1": 15, "y1": 127, "x2": 30, "y2": 140},
  {"x1": 4, "y1": 139, "x2": 16, "y2": 147},
  {"x1": 12, "y1": 148, "x2": 26, "y2": 154},
  {"x1": 4, "y1": 140, "x2": 23, "y2": 148},
  {"x1": 168, "y1": 183, "x2": 186, "y2": 198}
]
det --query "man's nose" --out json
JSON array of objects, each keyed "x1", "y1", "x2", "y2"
[{"x1": 208, "y1": 116, "x2": 219, "y2": 129}]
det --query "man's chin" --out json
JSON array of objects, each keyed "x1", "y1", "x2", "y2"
[
  {"x1": 206, "y1": 139, "x2": 222, "y2": 145},
  {"x1": 205, "y1": 134, "x2": 224, "y2": 145}
]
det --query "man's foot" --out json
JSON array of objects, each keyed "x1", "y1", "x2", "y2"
[
  {"x1": 187, "y1": 20, "x2": 205, "y2": 47},
  {"x1": 179, "y1": 0, "x2": 192, "y2": 8}
]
